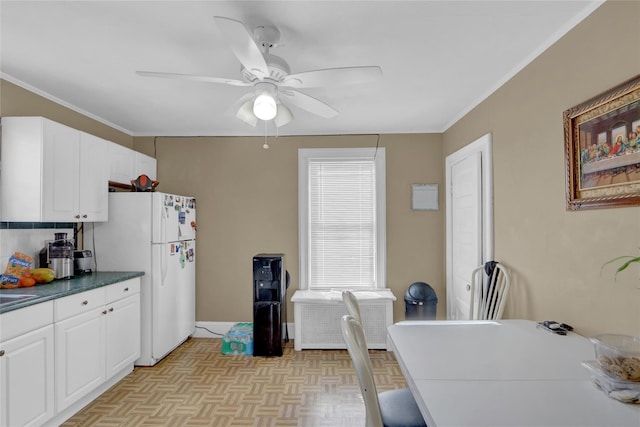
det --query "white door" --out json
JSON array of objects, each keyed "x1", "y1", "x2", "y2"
[
  {"x1": 450, "y1": 153, "x2": 482, "y2": 320},
  {"x1": 446, "y1": 133, "x2": 493, "y2": 320}
]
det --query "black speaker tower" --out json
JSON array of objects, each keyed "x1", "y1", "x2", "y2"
[{"x1": 253, "y1": 254, "x2": 287, "y2": 357}]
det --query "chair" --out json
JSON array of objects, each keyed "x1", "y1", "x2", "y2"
[
  {"x1": 469, "y1": 262, "x2": 511, "y2": 320},
  {"x1": 341, "y1": 315, "x2": 427, "y2": 427},
  {"x1": 342, "y1": 290, "x2": 362, "y2": 323},
  {"x1": 342, "y1": 290, "x2": 369, "y2": 353}
]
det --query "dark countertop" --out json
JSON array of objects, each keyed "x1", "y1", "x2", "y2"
[{"x1": 0, "y1": 271, "x2": 145, "y2": 314}]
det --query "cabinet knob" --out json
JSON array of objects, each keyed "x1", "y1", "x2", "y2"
[
  {"x1": 108, "y1": 307, "x2": 114, "y2": 312},
  {"x1": 124, "y1": 287, "x2": 129, "y2": 292},
  {"x1": 466, "y1": 283, "x2": 471, "y2": 291},
  {"x1": 82, "y1": 300, "x2": 88, "y2": 305},
  {"x1": 82, "y1": 214, "x2": 88, "y2": 218},
  {"x1": 0, "y1": 350, "x2": 5, "y2": 357},
  {"x1": 102, "y1": 310, "x2": 107, "y2": 315},
  {"x1": 75, "y1": 214, "x2": 81, "y2": 219}
]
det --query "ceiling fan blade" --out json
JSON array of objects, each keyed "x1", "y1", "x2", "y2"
[
  {"x1": 281, "y1": 66, "x2": 382, "y2": 89},
  {"x1": 274, "y1": 102, "x2": 293, "y2": 128},
  {"x1": 279, "y1": 90, "x2": 338, "y2": 118},
  {"x1": 213, "y1": 16, "x2": 269, "y2": 80},
  {"x1": 136, "y1": 71, "x2": 250, "y2": 87}
]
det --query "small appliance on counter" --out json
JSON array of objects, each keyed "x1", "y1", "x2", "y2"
[
  {"x1": 73, "y1": 250, "x2": 93, "y2": 275},
  {"x1": 39, "y1": 232, "x2": 75, "y2": 279}
]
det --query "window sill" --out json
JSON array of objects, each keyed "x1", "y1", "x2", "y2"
[{"x1": 291, "y1": 289, "x2": 396, "y2": 303}]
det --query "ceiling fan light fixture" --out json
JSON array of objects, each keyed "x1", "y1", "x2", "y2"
[
  {"x1": 274, "y1": 102, "x2": 293, "y2": 128},
  {"x1": 236, "y1": 99, "x2": 258, "y2": 127},
  {"x1": 253, "y1": 92, "x2": 277, "y2": 120}
]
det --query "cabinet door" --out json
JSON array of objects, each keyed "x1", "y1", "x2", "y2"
[
  {"x1": 135, "y1": 152, "x2": 157, "y2": 181},
  {"x1": 42, "y1": 119, "x2": 80, "y2": 222},
  {"x1": 105, "y1": 293, "x2": 140, "y2": 379},
  {"x1": 79, "y1": 132, "x2": 109, "y2": 222},
  {"x1": 0, "y1": 325, "x2": 55, "y2": 427},
  {"x1": 55, "y1": 308, "x2": 105, "y2": 412},
  {"x1": 108, "y1": 143, "x2": 136, "y2": 184},
  {"x1": 0, "y1": 117, "x2": 46, "y2": 221}
]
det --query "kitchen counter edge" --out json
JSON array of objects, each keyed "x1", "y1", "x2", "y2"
[{"x1": 0, "y1": 271, "x2": 145, "y2": 314}]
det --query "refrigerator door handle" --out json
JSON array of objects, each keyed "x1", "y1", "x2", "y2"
[
  {"x1": 161, "y1": 207, "x2": 168, "y2": 243},
  {"x1": 161, "y1": 244, "x2": 169, "y2": 286}
]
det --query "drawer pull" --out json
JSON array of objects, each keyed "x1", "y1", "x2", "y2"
[
  {"x1": 0, "y1": 350, "x2": 5, "y2": 357},
  {"x1": 82, "y1": 300, "x2": 88, "y2": 306}
]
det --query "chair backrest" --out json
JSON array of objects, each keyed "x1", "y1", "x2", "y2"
[
  {"x1": 469, "y1": 262, "x2": 511, "y2": 320},
  {"x1": 341, "y1": 314, "x2": 384, "y2": 427},
  {"x1": 342, "y1": 290, "x2": 362, "y2": 323},
  {"x1": 342, "y1": 290, "x2": 369, "y2": 352}
]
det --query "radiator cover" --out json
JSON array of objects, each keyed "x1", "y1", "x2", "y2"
[{"x1": 291, "y1": 290, "x2": 395, "y2": 351}]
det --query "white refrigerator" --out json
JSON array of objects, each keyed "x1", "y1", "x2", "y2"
[{"x1": 89, "y1": 191, "x2": 196, "y2": 366}]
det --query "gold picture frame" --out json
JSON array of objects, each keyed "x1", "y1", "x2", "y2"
[{"x1": 564, "y1": 74, "x2": 640, "y2": 210}]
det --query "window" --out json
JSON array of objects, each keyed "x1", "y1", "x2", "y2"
[{"x1": 299, "y1": 147, "x2": 386, "y2": 290}]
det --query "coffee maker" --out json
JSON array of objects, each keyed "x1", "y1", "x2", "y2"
[{"x1": 39, "y1": 232, "x2": 75, "y2": 279}]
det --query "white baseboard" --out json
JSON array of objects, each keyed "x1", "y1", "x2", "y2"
[{"x1": 192, "y1": 321, "x2": 295, "y2": 340}]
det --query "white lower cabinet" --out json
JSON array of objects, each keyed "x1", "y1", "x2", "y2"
[
  {"x1": 54, "y1": 279, "x2": 140, "y2": 414},
  {"x1": 0, "y1": 301, "x2": 55, "y2": 427},
  {"x1": 54, "y1": 305, "x2": 106, "y2": 412},
  {"x1": 105, "y1": 289, "x2": 140, "y2": 378},
  {"x1": 0, "y1": 324, "x2": 55, "y2": 427},
  {"x1": 0, "y1": 278, "x2": 140, "y2": 427}
]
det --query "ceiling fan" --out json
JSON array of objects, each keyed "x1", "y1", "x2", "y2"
[{"x1": 137, "y1": 16, "x2": 383, "y2": 128}]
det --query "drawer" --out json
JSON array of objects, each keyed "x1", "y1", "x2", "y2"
[
  {"x1": 0, "y1": 300, "x2": 54, "y2": 342},
  {"x1": 54, "y1": 287, "x2": 106, "y2": 322},
  {"x1": 106, "y1": 278, "x2": 140, "y2": 303}
]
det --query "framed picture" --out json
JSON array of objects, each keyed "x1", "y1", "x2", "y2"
[{"x1": 564, "y1": 74, "x2": 640, "y2": 210}]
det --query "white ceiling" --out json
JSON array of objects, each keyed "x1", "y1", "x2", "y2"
[{"x1": 0, "y1": 1, "x2": 603, "y2": 137}]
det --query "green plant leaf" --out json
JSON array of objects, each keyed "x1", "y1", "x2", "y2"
[
  {"x1": 602, "y1": 255, "x2": 636, "y2": 268},
  {"x1": 601, "y1": 255, "x2": 640, "y2": 280},
  {"x1": 615, "y1": 257, "x2": 640, "y2": 275}
]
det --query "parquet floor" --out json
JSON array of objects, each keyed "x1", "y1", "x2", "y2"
[{"x1": 62, "y1": 338, "x2": 409, "y2": 427}]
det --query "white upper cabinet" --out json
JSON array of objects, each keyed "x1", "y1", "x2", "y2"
[
  {"x1": 107, "y1": 142, "x2": 136, "y2": 184},
  {"x1": 135, "y1": 152, "x2": 157, "y2": 181},
  {"x1": 78, "y1": 133, "x2": 109, "y2": 221},
  {"x1": 1, "y1": 116, "x2": 108, "y2": 222},
  {"x1": 108, "y1": 143, "x2": 157, "y2": 184}
]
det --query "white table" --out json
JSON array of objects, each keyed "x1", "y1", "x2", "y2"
[{"x1": 387, "y1": 320, "x2": 640, "y2": 427}]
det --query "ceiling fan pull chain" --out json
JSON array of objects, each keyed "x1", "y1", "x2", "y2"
[{"x1": 263, "y1": 120, "x2": 269, "y2": 150}]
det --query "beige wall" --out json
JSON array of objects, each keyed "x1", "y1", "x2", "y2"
[
  {"x1": 443, "y1": 0, "x2": 640, "y2": 337},
  {"x1": 1, "y1": 79, "x2": 133, "y2": 147},
  {"x1": 134, "y1": 134, "x2": 444, "y2": 323}
]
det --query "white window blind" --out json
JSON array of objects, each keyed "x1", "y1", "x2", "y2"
[
  {"x1": 309, "y1": 159, "x2": 376, "y2": 288},
  {"x1": 299, "y1": 147, "x2": 386, "y2": 291}
]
